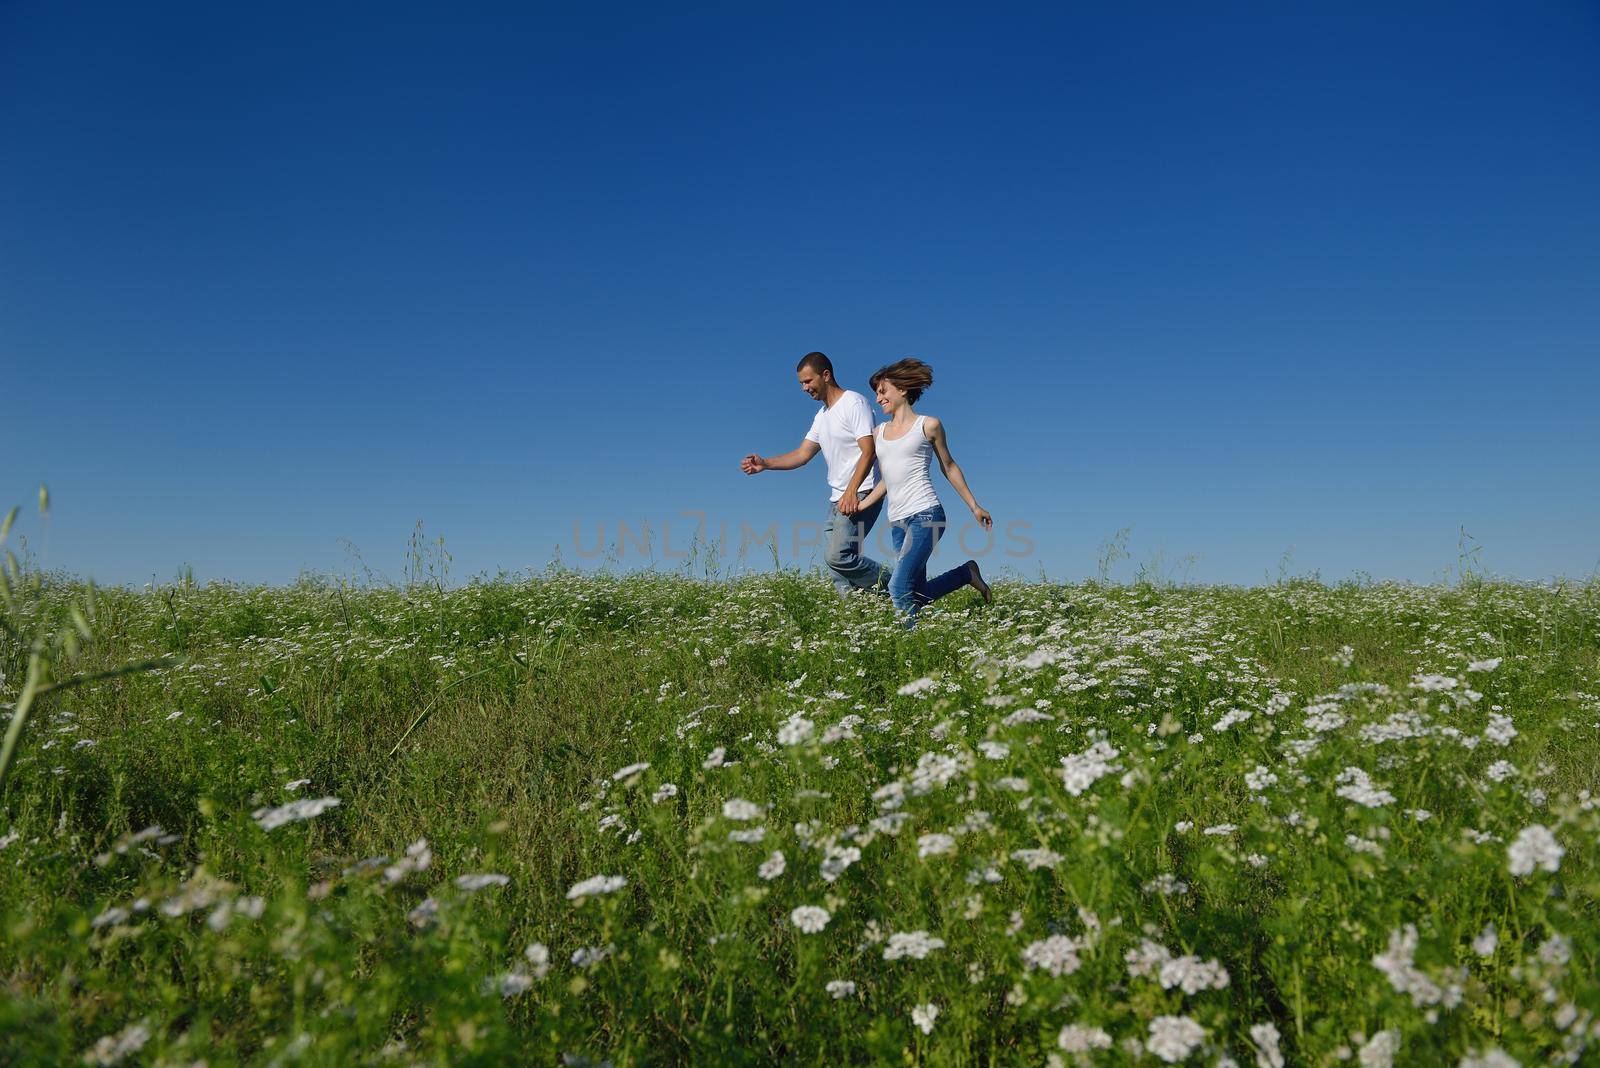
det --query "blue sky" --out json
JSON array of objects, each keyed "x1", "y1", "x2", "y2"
[{"x1": 3, "y1": 1, "x2": 1597, "y2": 587}]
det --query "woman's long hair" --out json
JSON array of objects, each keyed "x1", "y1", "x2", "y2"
[{"x1": 868, "y1": 358, "x2": 934, "y2": 405}]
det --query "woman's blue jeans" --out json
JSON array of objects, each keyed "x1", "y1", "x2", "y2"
[{"x1": 883, "y1": 505, "x2": 970, "y2": 624}]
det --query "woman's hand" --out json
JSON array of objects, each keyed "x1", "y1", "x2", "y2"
[{"x1": 973, "y1": 507, "x2": 993, "y2": 530}]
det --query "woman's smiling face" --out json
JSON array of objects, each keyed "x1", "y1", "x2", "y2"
[{"x1": 874, "y1": 378, "x2": 907, "y2": 415}]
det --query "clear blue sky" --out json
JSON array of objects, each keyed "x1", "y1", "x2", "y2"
[{"x1": 4, "y1": 1, "x2": 1597, "y2": 587}]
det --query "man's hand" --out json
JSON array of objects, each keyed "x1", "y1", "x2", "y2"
[
  {"x1": 837, "y1": 490, "x2": 860, "y2": 515},
  {"x1": 740, "y1": 453, "x2": 768, "y2": 474}
]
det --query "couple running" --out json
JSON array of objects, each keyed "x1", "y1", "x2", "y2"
[{"x1": 740, "y1": 352, "x2": 993, "y2": 625}]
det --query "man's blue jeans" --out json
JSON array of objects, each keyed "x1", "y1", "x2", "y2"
[
  {"x1": 883, "y1": 504, "x2": 969, "y2": 623},
  {"x1": 822, "y1": 496, "x2": 891, "y2": 595}
]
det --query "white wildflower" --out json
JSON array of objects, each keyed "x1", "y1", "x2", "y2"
[
  {"x1": 1143, "y1": 874, "x2": 1190, "y2": 897},
  {"x1": 1358, "y1": 1030, "x2": 1401, "y2": 1068},
  {"x1": 790, "y1": 905, "x2": 831, "y2": 933},
  {"x1": 251, "y1": 796, "x2": 341, "y2": 830},
  {"x1": 911, "y1": 1002, "x2": 939, "y2": 1034},
  {"x1": 1011, "y1": 847, "x2": 1064, "y2": 870},
  {"x1": 776, "y1": 715, "x2": 815, "y2": 745},
  {"x1": 158, "y1": 879, "x2": 220, "y2": 918},
  {"x1": 820, "y1": 844, "x2": 861, "y2": 882},
  {"x1": 869, "y1": 812, "x2": 911, "y2": 834},
  {"x1": 1345, "y1": 833, "x2": 1384, "y2": 857},
  {"x1": 873, "y1": 781, "x2": 907, "y2": 811},
  {"x1": 1538, "y1": 932, "x2": 1571, "y2": 966},
  {"x1": 917, "y1": 833, "x2": 957, "y2": 858},
  {"x1": 611, "y1": 761, "x2": 650, "y2": 780},
  {"x1": 1371, "y1": 925, "x2": 1463, "y2": 1008},
  {"x1": 383, "y1": 838, "x2": 432, "y2": 884},
  {"x1": 1412, "y1": 674, "x2": 1459, "y2": 693},
  {"x1": 758, "y1": 851, "x2": 787, "y2": 880},
  {"x1": 81, "y1": 1020, "x2": 151, "y2": 1066},
  {"x1": 566, "y1": 875, "x2": 627, "y2": 901},
  {"x1": 1304, "y1": 708, "x2": 1347, "y2": 732},
  {"x1": 1212, "y1": 707, "x2": 1253, "y2": 732},
  {"x1": 1485, "y1": 760, "x2": 1517, "y2": 783},
  {"x1": 1335, "y1": 767, "x2": 1396, "y2": 808},
  {"x1": 908, "y1": 751, "x2": 969, "y2": 795},
  {"x1": 1125, "y1": 939, "x2": 1173, "y2": 979},
  {"x1": 820, "y1": 715, "x2": 861, "y2": 743},
  {"x1": 1250, "y1": 1022, "x2": 1285, "y2": 1068},
  {"x1": 454, "y1": 873, "x2": 510, "y2": 891},
  {"x1": 570, "y1": 943, "x2": 615, "y2": 969},
  {"x1": 1245, "y1": 765, "x2": 1278, "y2": 792},
  {"x1": 1484, "y1": 713, "x2": 1516, "y2": 746},
  {"x1": 1146, "y1": 1015, "x2": 1206, "y2": 1063},
  {"x1": 1158, "y1": 954, "x2": 1230, "y2": 994},
  {"x1": 721, "y1": 798, "x2": 764, "y2": 821},
  {"x1": 883, "y1": 930, "x2": 946, "y2": 960},
  {"x1": 1021, "y1": 935, "x2": 1082, "y2": 977},
  {"x1": 496, "y1": 970, "x2": 533, "y2": 997},
  {"x1": 1059, "y1": 740, "x2": 1120, "y2": 796},
  {"x1": 1058, "y1": 1024, "x2": 1113, "y2": 1053},
  {"x1": 651, "y1": 782, "x2": 679, "y2": 803},
  {"x1": 826, "y1": 979, "x2": 857, "y2": 999},
  {"x1": 1507, "y1": 824, "x2": 1563, "y2": 875}
]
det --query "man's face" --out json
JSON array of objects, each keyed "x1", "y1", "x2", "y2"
[{"x1": 798, "y1": 368, "x2": 829, "y2": 400}]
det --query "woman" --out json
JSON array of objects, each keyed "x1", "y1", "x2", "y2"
[{"x1": 854, "y1": 358, "x2": 993, "y2": 624}]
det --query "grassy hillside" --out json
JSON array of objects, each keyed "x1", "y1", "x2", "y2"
[{"x1": 2, "y1": 570, "x2": 1597, "y2": 1065}]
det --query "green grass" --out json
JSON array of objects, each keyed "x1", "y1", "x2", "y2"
[{"x1": 2, "y1": 570, "x2": 1597, "y2": 1065}]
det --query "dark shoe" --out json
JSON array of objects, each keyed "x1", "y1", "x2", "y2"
[{"x1": 965, "y1": 559, "x2": 992, "y2": 605}]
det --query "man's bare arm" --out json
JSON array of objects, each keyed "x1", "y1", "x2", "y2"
[
  {"x1": 837, "y1": 435, "x2": 877, "y2": 513},
  {"x1": 741, "y1": 439, "x2": 820, "y2": 474}
]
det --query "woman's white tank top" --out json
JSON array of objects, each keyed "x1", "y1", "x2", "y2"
[{"x1": 874, "y1": 415, "x2": 942, "y2": 522}]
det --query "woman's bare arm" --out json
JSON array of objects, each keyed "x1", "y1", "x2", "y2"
[{"x1": 924, "y1": 417, "x2": 992, "y2": 528}]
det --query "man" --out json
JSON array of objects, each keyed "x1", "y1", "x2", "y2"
[{"x1": 740, "y1": 352, "x2": 891, "y2": 595}]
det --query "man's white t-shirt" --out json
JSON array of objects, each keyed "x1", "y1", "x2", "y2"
[{"x1": 805, "y1": 390, "x2": 879, "y2": 502}]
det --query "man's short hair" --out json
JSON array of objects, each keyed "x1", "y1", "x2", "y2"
[{"x1": 796, "y1": 351, "x2": 834, "y2": 379}]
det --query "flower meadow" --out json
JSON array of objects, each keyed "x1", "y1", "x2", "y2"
[{"x1": 2, "y1": 566, "x2": 1598, "y2": 1065}]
